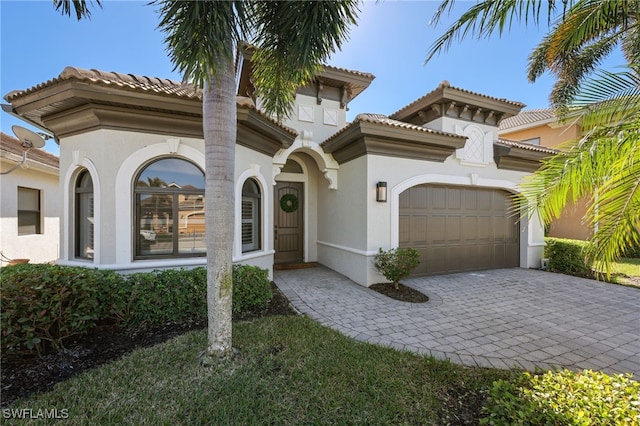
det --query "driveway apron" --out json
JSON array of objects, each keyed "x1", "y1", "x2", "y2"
[{"x1": 274, "y1": 266, "x2": 640, "y2": 375}]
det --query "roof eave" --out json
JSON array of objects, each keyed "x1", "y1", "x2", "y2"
[
  {"x1": 322, "y1": 120, "x2": 466, "y2": 164},
  {"x1": 493, "y1": 144, "x2": 553, "y2": 172}
]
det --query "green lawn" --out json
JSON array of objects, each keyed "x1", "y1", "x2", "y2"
[
  {"x1": 609, "y1": 258, "x2": 640, "y2": 287},
  {"x1": 4, "y1": 316, "x2": 515, "y2": 425}
]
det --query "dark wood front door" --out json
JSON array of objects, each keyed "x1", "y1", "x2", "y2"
[{"x1": 274, "y1": 182, "x2": 304, "y2": 263}]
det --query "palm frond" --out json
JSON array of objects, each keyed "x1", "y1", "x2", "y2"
[
  {"x1": 249, "y1": 0, "x2": 360, "y2": 119},
  {"x1": 53, "y1": 0, "x2": 101, "y2": 20},
  {"x1": 585, "y1": 129, "x2": 640, "y2": 275},
  {"x1": 153, "y1": 0, "x2": 245, "y2": 88},
  {"x1": 426, "y1": 0, "x2": 562, "y2": 64},
  {"x1": 569, "y1": 67, "x2": 640, "y2": 130}
]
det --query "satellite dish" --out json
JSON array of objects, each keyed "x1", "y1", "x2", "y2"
[{"x1": 12, "y1": 125, "x2": 46, "y2": 149}]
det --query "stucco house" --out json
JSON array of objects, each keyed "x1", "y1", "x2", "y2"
[
  {"x1": 499, "y1": 109, "x2": 592, "y2": 241},
  {"x1": 0, "y1": 132, "x2": 60, "y2": 265},
  {"x1": 3, "y1": 61, "x2": 552, "y2": 286}
]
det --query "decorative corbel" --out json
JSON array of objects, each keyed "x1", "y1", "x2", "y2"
[
  {"x1": 445, "y1": 101, "x2": 457, "y2": 116},
  {"x1": 472, "y1": 108, "x2": 484, "y2": 122},
  {"x1": 340, "y1": 86, "x2": 349, "y2": 109},
  {"x1": 316, "y1": 79, "x2": 324, "y2": 105},
  {"x1": 485, "y1": 111, "x2": 495, "y2": 124},
  {"x1": 272, "y1": 164, "x2": 284, "y2": 186},
  {"x1": 323, "y1": 168, "x2": 338, "y2": 190}
]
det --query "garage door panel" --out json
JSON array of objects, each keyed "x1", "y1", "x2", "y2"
[
  {"x1": 429, "y1": 215, "x2": 447, "y2": 243},
  {"x1": 447, "y1": 188, "x2": 462, "y2": 209},
  {"x1": 399, "y1": 184, "x2": 519, "y2": 276},
  {"x1": 431, "y1": 187, "x2": 447, "y2": 209},
  {"x1": 462, "y1": 216, "x2": 477, "y2": 241},
  {"x1": 446, "y1": 216, "x2": 461, "y2": 241},
  {"x1": 493, "y1": 244, "x2": 506, "y2": 266},
  {"x1": 463, "y1": 189, "x2": 477, "y2": 210},
  {"x1": 411, "y1": 215, "x2": 428, "y2": 244},
  {"x1": 477, "y1": 216, "x2": 491, "y2": 240},
  {"x1": 399, "y1": 215, "x2": 410, "y2": 245}
]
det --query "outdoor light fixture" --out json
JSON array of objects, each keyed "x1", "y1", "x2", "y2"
[{"x1": 376, "y1": 181, "x2": 387, "y2": 202}]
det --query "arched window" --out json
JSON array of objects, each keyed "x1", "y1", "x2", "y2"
[
  {"x1": 281, "y1": 159, "x2": 303, "y2": 173},
  {"x1": 241, "y1": 178, "x2": 261, "y2": 252},
  {"x1": 134, "y1": 158, "x2": 205, "y2": 258},
  {"x1": 75, "y1": 170, "x2": 94, "y2": 259}
]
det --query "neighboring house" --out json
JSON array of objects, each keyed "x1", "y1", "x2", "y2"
[
  {"x1": 499, "y1": 109, "x2": 591, "y2": 241},
  {"x1": 3, "y1": 64, "x2": 551, "y2": 286},
  {"x1": 0, "y1": 132, "x2": 60, "y2": 265}
]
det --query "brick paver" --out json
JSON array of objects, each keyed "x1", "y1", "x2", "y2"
[{"x1": 274, "y1": 266, "x2": 640, "y2": 375}]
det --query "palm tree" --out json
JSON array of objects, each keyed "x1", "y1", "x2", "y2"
[
  {"x1": 518, "y1": 68, "x2": 640, "y2": 275},
  {"x1": 427, "y1": 0, "x2": 640, "y2": 275},
  {"x1": 54, "y1": 0, "x2": 359, "y2": 360},
  {"x1": 153, "y1": 0, "x2": 359, "y2": 362}
]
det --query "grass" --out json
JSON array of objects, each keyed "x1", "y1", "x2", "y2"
[
  {"x1": 4, "y1": 316, "x2": 515, "y2": 425},
  {"x1": 608, "y1": 257, "x2": 640, "y2": 287}
]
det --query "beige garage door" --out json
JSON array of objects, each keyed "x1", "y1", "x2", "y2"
[{"x1": 399, "y1": 184, "x2": 519, "y2": 276}]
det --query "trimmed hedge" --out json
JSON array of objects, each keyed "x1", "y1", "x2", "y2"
[
  {"x1": 1, "y1": 263, "x2": 273, "y2": 358},
  {"x1": 111, "y1": 268, "x2": 208, "y2": 329},
  {"x1": 232, "y1": 264, "x2": 273, "y2": 315},
  {"x1": 0, "y1": 264, "x2": 119, "y2": 356},
  {"x1": 481, "y1": 369, "x2": 640, "y2": 425},
  {"x1": 544, "y1": 237, "x2": 593, "y2": 278}
]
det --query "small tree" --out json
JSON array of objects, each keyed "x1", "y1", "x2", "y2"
[{"x1": 373, "y1": 248, "x2": 420, "y2": 290}]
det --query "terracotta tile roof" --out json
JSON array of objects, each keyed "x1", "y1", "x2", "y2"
[
  {"x1": 391, "y1": 80, "x2": 525, "y2": 118},
  {"x1": 5, "y1": 67, "x2": 296, "y2": 137},
  {"x1": 496, "y1": 138, "x2": 558, "y2": 155},
  {"x1": 322, "y1": 112, "x2": 465, "y2": 146},
  {"x1": 4, "y1": 66, "x2": 201, "y2": 102},
  {"x1": 322, "y1": 65, "x2": 375, "y2": 81},
  {"x1": 1, "y1": 132, "x2": 59, "y2": 168},
  {"x1": 499, "y1": 108, "x2": 556, "y2": 130}
]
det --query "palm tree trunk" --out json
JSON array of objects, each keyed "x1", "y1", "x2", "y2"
[{"x1": 203, "y1": 51, "x2": 236, "y2": 360}]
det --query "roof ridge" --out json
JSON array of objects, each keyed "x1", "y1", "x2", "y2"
[{"x1": 391, "y1": 81, "x2": 525, "y2": 118}]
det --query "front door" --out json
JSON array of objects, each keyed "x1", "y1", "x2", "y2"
[{"x1": 274, "y1": 182, "x2": 304, "y2": 263}]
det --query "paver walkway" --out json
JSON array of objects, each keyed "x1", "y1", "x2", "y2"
[{"x1": 274, "y1": 266, "x2": 640, "y2": 375}]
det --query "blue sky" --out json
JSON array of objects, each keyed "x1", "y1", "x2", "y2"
[{"x1": 0, "y1": 0, "x2": 624, "y2": 155}]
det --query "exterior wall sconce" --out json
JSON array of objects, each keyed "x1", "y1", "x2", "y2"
[{"x1": 376, "y1": 181, "x2": 387, "y2": 202}]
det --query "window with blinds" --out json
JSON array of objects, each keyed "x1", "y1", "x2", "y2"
[
  {"x1": 241, "y1": 179, "x2": 261, "y2": 252},
  {"x1": 17, "y1": 187, "x2": 41, "y2": 235}
]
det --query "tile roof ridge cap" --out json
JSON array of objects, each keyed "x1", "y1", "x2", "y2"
[{"x1": 59, "y1": 66, "x2": 90, "y2": 79}]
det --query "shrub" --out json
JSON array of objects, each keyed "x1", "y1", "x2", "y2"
[
  {"x1": 1, "y1": 263, "x2": 275, "y2": 358},
  {"x1": 232, "y1": 264, "x2": 272, "y2": 316},
  {"x1": 544, "y1": 237, "x2": 593, "y2": 278},
  {"x1": 114, "y1": 268, "x2": 207, "y2": 329},
  {"x1": 0, "y1": 263, "x2": 120, "y2": 356},
  {"x1": 481, "y1": 369, "x2": 640, "y2": 425},
  {"x1": 373, "y1": 247, "x2": 420, "y2": 289}
]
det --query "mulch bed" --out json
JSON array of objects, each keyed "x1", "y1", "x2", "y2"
[
  {"x1": 1, "y1": 282, "x2": 296, "y2": 407},
  {"x1": 369, "y1": 282, "x2": 429, "y2": 303}
]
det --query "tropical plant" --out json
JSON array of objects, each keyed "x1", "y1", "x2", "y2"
[
  {"x1": 53, "y1": 0, "x2": 360, "y2": 361},
  {"x1": 427, "y1": 0, "x2": 640, "y2": 275},
  {"x1": 153, "y1": 0, "x2": 359, "y2": 362}
]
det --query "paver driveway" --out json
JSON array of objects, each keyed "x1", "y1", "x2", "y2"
[{"x1": 274, "y1": 266, "x2": 640, "y2": 375}]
